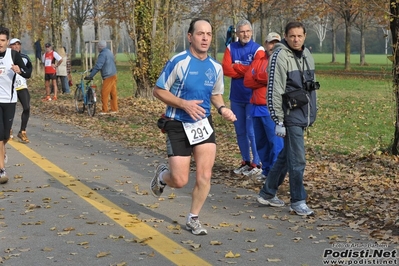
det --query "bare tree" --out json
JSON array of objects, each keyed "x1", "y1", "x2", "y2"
[
  {"x1": 70, "y1": 0, "x2": 93, "y2": 64},
  {"x1": 327, "y1": 13, "x2": 344, "y2": 63},
  {"x1": 309, "y1": 16, "x2": 329, "y2": 52},
  {"x1": 323, "y1": 0, "x2": 360, "y2": 70},
  {"x1": 353, "y1": 1, "x2": 385, "y2": 65}
]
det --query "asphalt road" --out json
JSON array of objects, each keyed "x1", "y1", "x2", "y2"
[{"x1": 0, "y1": 107, "x2": 393, "y2": 266}]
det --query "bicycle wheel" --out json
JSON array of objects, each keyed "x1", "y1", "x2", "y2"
[
  {"x1": 86, "y1": 88, "x2": 96, "y2": 117},
  {"x1": 74, "y1": 85, "x2": 85, "y2": 114}
]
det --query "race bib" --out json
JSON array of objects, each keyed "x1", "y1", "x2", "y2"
[
  {"x1": 45, "y1": 59, "x2": 52, "y2": 67},
  {"x1": 182, "y1": 117, "x2": 213, "y2": 145},
  {"x1": 0, "y1": 66, "x2": 5, "y2": 75}
]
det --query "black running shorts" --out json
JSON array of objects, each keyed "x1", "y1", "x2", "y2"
[
  {"x1": 45, "y1": 73, "x2": 57, "y2": 80},
  {"x1": 164, "y1": 115, "x2": 216, "y2": 157}
]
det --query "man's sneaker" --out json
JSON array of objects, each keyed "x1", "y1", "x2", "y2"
[
  {"x1": 290, "y1": 203, "x2": 314, "y2": 216},
  {"x1": 243, "y1": 164, "x2": 262, "y2": 177},
  {"x1": 257, "y1": 195, "x2": 285, "y2": 207},
  {"x1": 255, "y1": 174, "x2": 267, "y2": 182},
  {"x1": 52, "y1": 96, "x2": 57, "y2": 101},
  {"x1": 150, "y1": 164, "x2": 168, "y2": 197},
  {"x1": 186, "y1": 216, "x2": 207, "y2": 235},
  {"x1": 233, "y1": 161, "x2": 250, "y2": 174},
  {"x1": 42, "y1": 95, "x2": 52, "y2": 101},
  {"x1": 17, "y1": 131, "x2": 30, "y2": 143},
  {"x1": 0, "y1": 169, "x2": 8, "y2": 184}
]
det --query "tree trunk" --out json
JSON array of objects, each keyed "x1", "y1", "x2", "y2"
[
  {"x1": 331, "y1": 28, "x2": 336, "y2": 63},
  {"x1": 133, "y1": 1, "x2": 155, "y2": 99},
  {"x1": 51, "y1": 0, "x2": 62, "y2": 48},
  {"x1": 344, "y1": 17, "x2": 351, "y2": 70},
  {"x1": 93, "y1": 0, "x2": 99, "y2": 41},
  {"x1": 79, "y1": 26, "x2": 85, "y2": 67},
  {"x1": 360, "y1": 25, "x2": 366, "y2": 66},
  {"x1": 390, "y1": 0, "x2": 399, "y2": 155},
  {"x1": 70, "y1": 23, "x2": 78, "y2": 60}
]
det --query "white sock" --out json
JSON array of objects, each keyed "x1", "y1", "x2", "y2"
[
  {"x1": 159, "y1": 171, "x2": 166, "y2": 185},
  {"x1": 188, "y1": 213, "x2": 198, "y2": 219}
]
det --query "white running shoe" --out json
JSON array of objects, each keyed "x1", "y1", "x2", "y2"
[
  {"x1": 243, "y1": 167, "x2": 262, "y2": 177},
  {"x1": 186, "y1": 216, "x2": 207, "y2": 235},
  {"x1": 233, "y1": 161, "x2": 250, "y2": 174},
  {"x1": 150, "y1": 164, "x2": 168, "y2": 197}
]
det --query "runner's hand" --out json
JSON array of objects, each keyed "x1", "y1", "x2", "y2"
[
  {"x1": 183, "y1": 100, "x2": 205, "y2": 121},
  {"x1": 220, "y1": 108, "x2": 237, "y2": 122}
]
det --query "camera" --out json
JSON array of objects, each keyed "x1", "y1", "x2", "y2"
[{"x1": 304, "y1": 80, "x2": 320, "y2": 91}]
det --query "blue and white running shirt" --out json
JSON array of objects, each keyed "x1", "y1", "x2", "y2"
[{"x1": 155, "y1": 50, "x2": 224, "y2": 123}]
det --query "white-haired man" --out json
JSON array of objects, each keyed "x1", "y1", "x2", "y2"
[{"x1": 85, "y1": 40, "x2": 118, "y2": 115}]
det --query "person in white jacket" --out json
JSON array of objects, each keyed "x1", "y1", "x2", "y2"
[
  {"x1": 56, "y1": 47, "x2": 70, "y2": 94},
  {"x1": 0, "y1": 28, "x2": 31, "y2": 184}
]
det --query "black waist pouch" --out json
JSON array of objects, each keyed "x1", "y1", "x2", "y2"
[
  {"x1": 283, "y1": 90, "x2": 309, "y2": 109},
  {"x1": 157, "y1": 114, "x2": 170, "y2": 133}
]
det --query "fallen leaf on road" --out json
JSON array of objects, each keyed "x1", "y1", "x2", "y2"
[
  {"x1": 225, "y1": 251, "x2": 240, "y2": 258},
  {"x1": 96, "y1": 251, "x2": 110, "y2": 258},
  {"x1": 267, "y1": 258, "x2": 281, "y2": 262}
]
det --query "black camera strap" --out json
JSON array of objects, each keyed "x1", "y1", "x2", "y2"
[{"x1": 293, "y1": 54, "x2": 314, "y2": 84}]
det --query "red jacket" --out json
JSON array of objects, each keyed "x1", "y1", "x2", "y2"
[{"x1": 243, "y1": 54, "x2": 269, "y2": 105}]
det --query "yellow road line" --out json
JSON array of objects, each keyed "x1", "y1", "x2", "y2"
[{"x1": 9, "y1": 140, "x2": 211, "y2": 266}]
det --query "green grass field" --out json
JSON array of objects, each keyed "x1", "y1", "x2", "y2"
[
  {"x1": 218, "y1": 53, "x2": 395, "y2": 155},
  {"x1": 312, "y1": 53, "x2": 392, "y2": 65},
  {"x1": 67, "y1": 53, "x2": 396, "y2": 155}
]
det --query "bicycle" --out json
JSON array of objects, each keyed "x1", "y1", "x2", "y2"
[{"x1": 74, "y1": 70, "x2": 97, "y2": 116}]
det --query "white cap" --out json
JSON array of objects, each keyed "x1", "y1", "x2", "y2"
[
  {"x1": 98, "y1": 40, "x2": 107, "y2": 49},
  {"x1": 265, "y1": 32, "x2": 281, "y2": 42},
  {"x1": 10, "y1": 38, "x2": 21, "y2": 45}
]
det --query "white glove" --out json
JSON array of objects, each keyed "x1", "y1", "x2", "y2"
[{"x1": 275, "y1": 123, "x2": 286, "y2": 137}]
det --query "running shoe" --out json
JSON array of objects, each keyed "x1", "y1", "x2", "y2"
[
  {"x1": 150, "y1": 164, "x2": 168, "y2": 197},
  {"x1": 290, "y1": 202, "x2": 314, "y2": 216},
  {"x1": 233, "y1": 161, "x2": 250, "y2": 174},
  {"x1": 186, "y1": 216, "x2": 207, "y2": 235},
  {"x1": 257, "y1": 195, "x2": 285, "y2": 207},
  {"x1": 0, "y1": 168, "x2": 8, "y2": 184},
  {"x1": 17, "y1": 131, "x2": 30, "y2": 143},
  {"x1": 42, "y1": 95, "x2": 52, "y2": 101},
  {"x1": 243, "y1": 164, "x2": 262, "y2": 177},
  {"x1": 255, "y1": 174, "x2": 267, "y2": 184}
]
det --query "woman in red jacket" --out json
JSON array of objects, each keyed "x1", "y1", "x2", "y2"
[{"x1": 243, "y1": 32, "x2": 284, "y2": 182}]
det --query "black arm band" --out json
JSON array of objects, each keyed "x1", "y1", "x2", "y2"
[{"x1": 217, "y1": 105, "x2": 226, "y2": 115}]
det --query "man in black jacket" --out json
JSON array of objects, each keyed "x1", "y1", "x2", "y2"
[{"x1": 257, "y1": 22, "x2": 318, "y2": 216}]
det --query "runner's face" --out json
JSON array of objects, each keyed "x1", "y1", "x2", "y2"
[
  {"x1": 188, "y1": 20, "x2": 212, "y2": 57},
  {"x1": 0, "y1": 34, "x2": 8, "y2": 53},
  {"x1": 237, "y1": 24, "x2": 252, "y2": 44}
]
